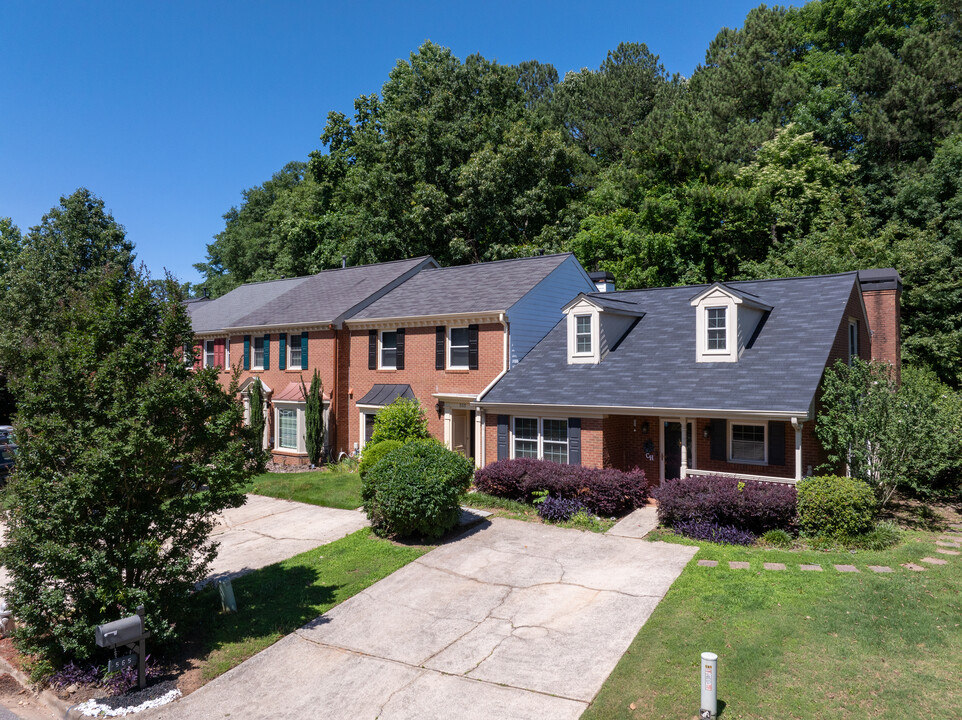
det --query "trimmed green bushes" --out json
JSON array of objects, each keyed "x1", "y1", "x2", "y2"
[
  {"x1": 358, "y1": 439, "x2": 403, "y2": 479},
  {"x1": 362, "y1": 440, "x2": 473, "y2": 539},
  {"x1": 796, "y1": 475, "x2": 877, "y2": 538},
  {"x1": 369, "y1": 398, "x2": 430, "y2": 445}
]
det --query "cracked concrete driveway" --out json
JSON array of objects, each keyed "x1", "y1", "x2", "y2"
[
  {"x1": 203, "y1": 494, "x2": 368, "y2": 584},
  {"x1": 150, "y1": 516, "x2": 696, "y2": 719}
]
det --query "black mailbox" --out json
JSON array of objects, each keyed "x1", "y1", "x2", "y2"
[{"x1": 95, "y1": 614, "x2": 144, "y2": 648}]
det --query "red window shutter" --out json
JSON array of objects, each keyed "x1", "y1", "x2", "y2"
[
  {"x1": 193, "y1": 344, "x2": 202, "y2": 370},
  {"x1": 214, "y1": 338, "x2": 225, "y2": 369}
]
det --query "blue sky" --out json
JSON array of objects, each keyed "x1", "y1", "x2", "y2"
[{"x1": 2, "y1": 0, "x2": 782, "y2": 286}]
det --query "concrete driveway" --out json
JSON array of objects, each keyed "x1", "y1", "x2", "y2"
[
  {"x1": 149, "y1": 517, "x2": 697, "y2": 719},
  {"x1": 204, "y1": 494, "x2": 369, "y2": 583}
]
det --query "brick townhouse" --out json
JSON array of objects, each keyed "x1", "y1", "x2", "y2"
[
  {"x1": 342, "y1": 253, "x2": 596, "y2": 463},
  {"x1": 186, "y1": 256, "x2": 436, "y2": 464},
  {"x1": 476, "y1": 269, "x2": 902, "y2": 485}
]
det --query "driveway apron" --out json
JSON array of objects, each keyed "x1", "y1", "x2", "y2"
[{"x1": 148, "y1": 517, "x2": 696, "y2": 719}]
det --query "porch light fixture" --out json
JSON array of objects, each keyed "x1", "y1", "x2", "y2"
[
  {"x1": 640, "y1": 421, "x2": 649, "y2": 434},
  {"x1": 703, "y1": 427, "x2": 711, "y2": 439},
  {"x1": 435, "y1": 401, "x2": 444, "y2": 419}
]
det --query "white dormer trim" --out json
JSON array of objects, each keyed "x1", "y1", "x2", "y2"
[
  {"x1": 566, "y1": 300, "x2": 601, "y2": 364},
  {"x1": 690, "y1": 283, "x2": 772, "y2": 363}
]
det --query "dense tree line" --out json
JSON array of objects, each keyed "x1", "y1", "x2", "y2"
[{"x1": 194, "y1": 0, "x2": 962, "y2": 385}]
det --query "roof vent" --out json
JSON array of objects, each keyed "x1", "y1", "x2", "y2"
[
  {"x1": 342, "y1": 255, "x2": 347, "y2": 268},
  {"x1": 588, "y1": 271, "x2": 615, "y2": 293}
]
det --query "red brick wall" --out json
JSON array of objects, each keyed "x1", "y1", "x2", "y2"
[
  {"x1": 602, "y1": 415, "x2": 661, "y2": 482},
  {"x1": 691, "y1": 418, "x2": 795, "y2": 480},
  {"x1": 582, "y1": 418, "x2": 603, "y2": 467},
  {"x1": 347, "y1": 323, "x2": 504, "y2": 450},
  {"x1": 861, "y1": 287, "x2": 902, "y2": 384}
]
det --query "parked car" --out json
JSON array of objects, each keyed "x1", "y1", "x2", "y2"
[
  {"x1": 0, "y1": 426, "x2": 14, "y2": 444},
  {"x1": 0, "y1": 443, "x2": 16, "y2": 482}
]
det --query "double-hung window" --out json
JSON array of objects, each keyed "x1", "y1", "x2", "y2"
[
  {"x1": 513, "y1": 418, "x2": 539, "y2": 459},
  {"x1": 278, "y1": 408, "x2": 298, "y2": 450},
  {"x1": 380, "y1": 331, "x2": 397, "y2": 369},
  {"x1": 731, "y1": 424, "x2": 765, "y2": 463},
  {"x1": 575, "y1": 315, "x2": 592, "y2": 354},
  {"x1": 513, "y1": 417, "x2": 569, "y2": 463},
  {"x1": 707, "y1": 307, "x2": 727, "y2": 350},
  {"x1": 848, "y1": 320, "x2": 858, "y2": 364},
  {"x1": 204, "y1": 340, "x2": 216, "y2": 368},
  {"x1": 253, "y1": 336, "x2": 265, "y2": 369},
  {"x1": 449, "y1": 327, "x2": 470, "y2": 369},
  {"x1": 289, "y1": 339, "x2": 302, "y2": 369}
]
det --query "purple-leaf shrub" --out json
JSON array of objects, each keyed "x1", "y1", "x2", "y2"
[
  {"x1": 537, "y1": 495, "x2": 585, "y2": 523},
  {"x1": 673, "y1": 520, "x2": 756, "y2": 546},
  {"x1": 474, "y1": 459, "x2": 649, "y2": 515},
  {"x1": 654, "y1": 475, "x2": 796, "y2": 534},
  {"x1": 50, "y1": 661, "x2": 100, "y2": 689}
]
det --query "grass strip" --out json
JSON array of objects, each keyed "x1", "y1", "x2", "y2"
[
  {"x1": 194, "y1": 528, "x2": 427, "y2": 681},
  {"x1": 248, "y1": 468, "x2": 362, "y2": 510}
]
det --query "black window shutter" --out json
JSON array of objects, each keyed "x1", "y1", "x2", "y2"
[
  {"x1": 396, "y1": 328, "x2": 405, "y2": 370},
  {"x1": 568, "y1": 418, "x2": 581, "y2": 466},
  {"x1": 301, "y1": 332, "x2": 308, "y2": 370},
  {"x1": 243, "y1": 335, "x2": 250, "y2": 370},
  {"x1": 710, "y1": 419, "x2": 727, "y2": 461},
  {"x1": 368, "y1": 330, "x2": 377, "y2": 370},
  {"x1": 278, "y1": 333, "x2": 287, "y2": 370},
  {"x1": 768, "y1": 421, "x2": 785, "y2": 466},
  {"x1": 468, "y1": 324, "x2": 479, "y2": 370},
  {"x1": 497, "y1": 415, "x2": 509, "y2": 461},
  {"x1": 263, "y1": 334, "x2": 270, "y2": 370},
  {"x1": 435, "y1": 326, "x2": 445, "y2": 370}
]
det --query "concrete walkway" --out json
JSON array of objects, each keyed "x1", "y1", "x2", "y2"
[
  {"x1": 148, "y1": 517, "x2": 697, "y2": 719},
  {"x1": 204, "y1": 495, "x2": 369, "y2": 584}
]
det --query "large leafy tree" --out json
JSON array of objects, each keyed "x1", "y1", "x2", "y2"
[{"x1": 1, "y1": 264, "x2": 251, "y2": 672}]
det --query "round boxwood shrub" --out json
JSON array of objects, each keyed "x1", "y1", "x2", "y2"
[
  {"x1": 796, "y1": 475, "x2": 877, "y2": 538},
  {"x1": 363, "y1": 440, "x2": 473, "y2": 539},
  {"x1": 369, "y1": 398, "x2": 430, "y2": 445},
  {"x1": 358, "y1": 439, "x2": 404, "y2": 479}
]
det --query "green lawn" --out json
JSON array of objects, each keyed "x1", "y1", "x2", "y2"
[
  {"x1": 193, "y1": 528, "x2": 428, "y2": 681},
  {"x1": 465, "y1": 491, "x2": 617, "y2": 532},
  {"x1": 585, "y1": 528, "x2": 962, "y2": 720},
  {"x1": 248, "y1": 467, "x2": 362, "y2": 510}
]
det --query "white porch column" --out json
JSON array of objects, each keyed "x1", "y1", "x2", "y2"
[
  {"x1": 680, "y1": 417, "x2": 688, "y2": 479},
  {"x1": 792, "y1": 418, "x2": 803, "y2": 483},
  {"x1": 443, "y1": 407, "x2": 453, "y2": 451},
  {"x1": 475, "y1": 411, "x2": 484, "y2": 468}
]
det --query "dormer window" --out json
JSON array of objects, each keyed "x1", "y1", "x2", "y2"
[
  {"x1": 707, "y1": 307, "x2": 727, "y2": 351},
  {"x1": 575, "y1": 316, "x2": 592, "y2": 354}
]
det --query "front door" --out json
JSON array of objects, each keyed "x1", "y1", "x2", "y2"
[
  {"x1": 664, "y1": 422, "x2": 692, "y2": 480},
  {"x1": 451, "y1": 409, "x2": 475, "y2": 459}
]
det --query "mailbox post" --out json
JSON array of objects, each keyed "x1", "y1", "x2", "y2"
[{"x1": 95, "y1": 605, "x2": 151, "y2": 689}]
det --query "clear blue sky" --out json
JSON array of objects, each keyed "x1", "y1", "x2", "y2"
[{"x1": 3, "y1": 0, "x2": 779, "y2": 286}]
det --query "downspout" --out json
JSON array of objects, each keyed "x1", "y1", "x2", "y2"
[
  {"x1": 331, "y1": 324, "x2": 339, "y2": 456},
  {"x1": 476, "y1": 312, "x2": 509, "y2": 467}
]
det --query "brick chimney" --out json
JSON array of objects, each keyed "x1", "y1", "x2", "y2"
[{"x1": 858, "y1": 269, "x2": 902, "y2": 383}]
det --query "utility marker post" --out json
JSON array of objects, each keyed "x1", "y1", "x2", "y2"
[{"x1": 700, "y1": 651, "x2": 718, "y2": 719}]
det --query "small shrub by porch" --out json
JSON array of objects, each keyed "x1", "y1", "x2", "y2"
[{"x1": 473, "y1": 458, "x2": 650, "y2": 516}]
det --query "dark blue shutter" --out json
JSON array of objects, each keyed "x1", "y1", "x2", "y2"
[
  {"x1": 396, "y1": 328, "x2": 405, "y2": 370},
  {"x1": 468, "y1": 324, "x2": 479, "y2": 370},
  {"x1": 568, "y1": 418, "x2": 581, "y2": 465},
  {"x1": 300, "y1": 332, "x2": 308, "y2": 369},
  {"x1": 436, "y1": 326, "x2": 445, "y2": 369},
  {"x1": 243, "y1": 335, "x2": 250, "y2": 370},
  {"x1": 368, "y1": 330, "x2": 377, "y2": 370},
  {"x1": 768, "y1": 421, "x2": 785, "y2": 466},
  {"x1": 497, "y1": 415, "x2": 509, "y2": 461},
  {"x1": 263, "y1": 334, "x2": 270, "y2": 370},
  {"x1": 278, "y1": 333, "x2": 287, "y2": 370},
  {"x1": 710, "y1": 419, "x2": 726, "y2": 461}
]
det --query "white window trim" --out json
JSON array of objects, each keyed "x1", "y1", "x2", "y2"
[
  {"x1": 448, "y1": 326, "x2": 470, "y2": 370},
  {"x1": 379, "y1": 330, "x2": 398, "y2": 370},
  {"x1": 203, "y1": 339, "x2": 216, "y2": 368},
  {"x1": 729, "y1": 422, "x2": 767, "y2": 465},
  {"x1": 252, "y1": 336, "x2": 265, "y2": 371},
  {"x1": 225, "y1": 338, "x2": 231, "y2": 368},
  {"x1": 276, "y1": 406, "x2": 300, "y2": 451},
  {"x1": 705, "y1": 306, "x2": 728, "y2": 353},
  {"x1": 574, "y1": 314, "x2": 593, "y2": 356},
  {"x1": 693, "y1": 295, "x2": 737, "y2": 363},
  {"x1": 510, "y1": 417, "x2": 569, "y2": 464},
  {"x1": 566, "y1": 303, "x2": 601, "y2": 364},
  {"x1": 289, "y1": 335, "x2": 303, "y2": 369}
]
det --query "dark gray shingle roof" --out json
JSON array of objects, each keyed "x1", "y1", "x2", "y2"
[
  {"x1": 190, "y1": 257, "x2": 434, "y2": 333},
  {"x1": 356, "y1": 384, "x2": 415, "y2": 407},
  {"x1": 350, "y1": 254, "x2": 574, "y2": 320},
  {"x1": 482, "y1": 272, "x2": 861, "y2": 414}
]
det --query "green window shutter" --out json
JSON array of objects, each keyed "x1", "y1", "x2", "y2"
[
  {"x1": 278, "y1": 333, "x2": 287, "y2": 370},
  {"x1": 301, "y1": 332, "x2": 308, "y2": 369},
  {"x1": 243, "y1": 335, "x2": 250, "y2": 370},
  {"x1": 263, "y1": 334, "x2": 271, "y2": 370}
]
